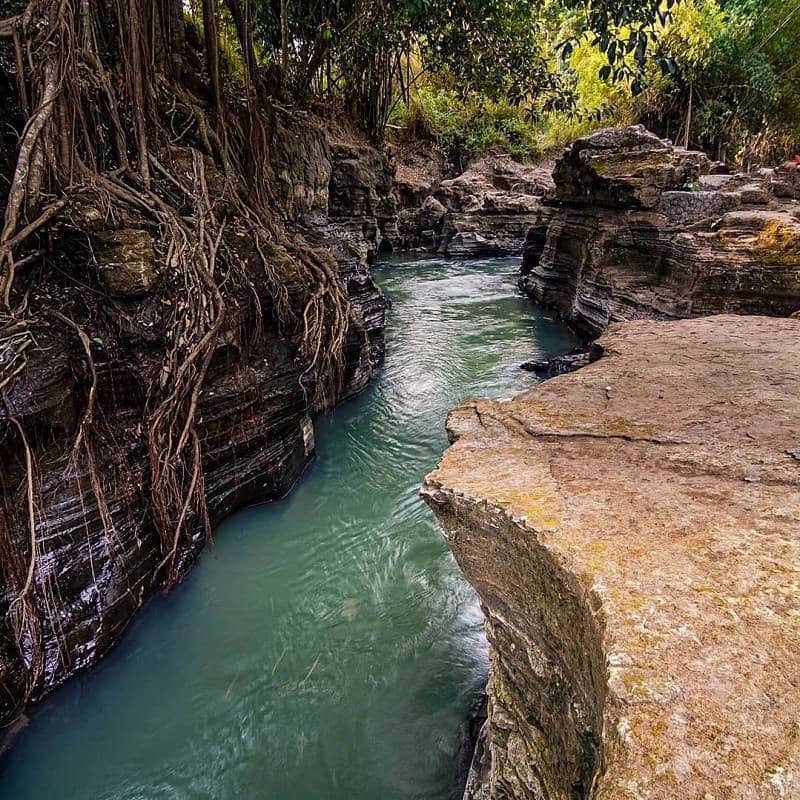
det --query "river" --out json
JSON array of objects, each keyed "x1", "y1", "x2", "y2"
[{"x1": 0, "y1": 256, "x2": 579, "y2": 800}]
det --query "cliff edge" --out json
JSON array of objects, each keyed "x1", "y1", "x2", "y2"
[{"x1": 423, "y1": 315, "x2": 800, "y2": 799}]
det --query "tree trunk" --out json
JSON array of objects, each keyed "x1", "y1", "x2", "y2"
[
  {"x1": 683, "y1": 82, "x2": 693, "y2": 150},
  {"x1": 201, "y1": 0, "x2": 225, "y2": 122},
  {"x1": 225, "y1": 0, "x2": 257, "y2": 88},
  {"x1": 280, "y1": 0, "x2": 289, "y2": 77}
]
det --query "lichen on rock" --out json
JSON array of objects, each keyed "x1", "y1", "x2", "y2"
[{"x1": 423, "y1": 315, "x2": 800, "y2": 800}]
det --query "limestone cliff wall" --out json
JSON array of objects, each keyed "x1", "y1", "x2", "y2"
[
  {"x1": 424, "y1": 315, "x2": 800, "y2": 800},
  {"x1": 0, "y1": 112, "x2": 392, "y2": 724},
  {"x1": 521, "y1": 126, "x2": 800, "y2": 336}
]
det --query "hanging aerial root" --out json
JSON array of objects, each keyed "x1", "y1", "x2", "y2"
[
  {"x1": 0, "y1": 408, "x2": 43, "y2": 706},
  {"x1": 0, "y1": 315, "x2": 33, "y2": 392},
  {"x1": 0, "y1": 0, "x2": 359, "y2": 716}
]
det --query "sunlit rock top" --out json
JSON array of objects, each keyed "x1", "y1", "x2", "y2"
[{"x1": 424, "y1": 315, "x2": 800, "y2": 799}]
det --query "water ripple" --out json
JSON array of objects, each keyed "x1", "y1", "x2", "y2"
[{"x1": 0, "y1": 255, "x2": 580, "y2": 800}]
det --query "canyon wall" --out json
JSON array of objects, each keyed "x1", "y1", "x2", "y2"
[
  {"x1": 0, "y1": 112, "x2": 394, "y2": 724},
  {"x1": 395, "y1": 154, "x2": 552, "y2": 257},
  {"x1": 424, "y1": 315, "x2": 800, "y2": 800},
  {"x1": 520, "y1": 126, "x2": 800, "y2": 336},
  {"x1": 270, "y1": 116, "x2": 396, "y2": 396},
  {"x1": 0, "y1": 92, "x2": 547, "y2": 728}
]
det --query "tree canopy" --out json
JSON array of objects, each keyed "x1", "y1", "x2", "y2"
[
  {"x1": 213, "y1": 0, "x2": 675, "y2": 139},
  {"x1": 190, "y1": 0, "x2": 799, "y2": 161}
]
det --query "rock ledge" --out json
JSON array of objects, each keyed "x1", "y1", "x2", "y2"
[
  {"x1": 423, "y1": 315, "x2": 800, "y2": 799},
  {"x1": 521, "y1": 126, "x2": 800, "y2": 336}
]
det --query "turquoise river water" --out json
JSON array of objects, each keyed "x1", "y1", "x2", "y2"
[{"x1": 0, "y1": 256, "x2": 579, "y2": 800}]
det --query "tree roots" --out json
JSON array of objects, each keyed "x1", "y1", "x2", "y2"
[{"x1": 0, "y1": 0, "x2": 354, "y2": 711}]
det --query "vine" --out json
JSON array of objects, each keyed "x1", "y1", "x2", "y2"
[{"x1": 0, "y1": 0, "x2": 351, "y2": 710}]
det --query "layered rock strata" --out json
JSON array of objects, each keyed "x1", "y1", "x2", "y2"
[
  {"x1": 423, "y1": 315, "x2": 800, "y2": 800},
  {"x1": 0, "y1": 112, "x2": 391, "y2": 722},
  {"x1": 521, "y1": 126, "x2": 800, "y2": 336},
  {"x1": 396, "y1": 155, "x2": 552, "y2": 256}
]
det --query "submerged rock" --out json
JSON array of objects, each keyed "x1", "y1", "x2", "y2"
[
  {"x1": 521, "y1": 126, "x2": 800, "y2": 336},
  {"x1": 423, "y1": 315, "x2": 800, "y2": 799},
  {"x1": 519, "y1": 349, "x2": 590, "y2": 378}
]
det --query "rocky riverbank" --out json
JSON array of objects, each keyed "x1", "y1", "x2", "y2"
[
  {"x1": 422, "y1": 126, "x2": 800, "y2": 800},
  {"x1": 520, "y1": 126, "x2": 800, "y2": 336},
  {"x1": 424, "y1": 314, "x2": 800, "y2": 799},
  {"x1": 394, "y1": 153, "x2": 553, "y2": 257},
  {"x1": 4, "y1": 102, "x2": 799, "y2": 789},
  {"x1": 0, "y1": 110, "x2": 394, "y2": 724}
]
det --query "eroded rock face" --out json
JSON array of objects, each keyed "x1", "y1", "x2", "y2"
[
  {"x1": 0, "y1": 112, "x2": 393, "y2": 724},
  {"x1": 269, "y1": 110, "x2": 332, "y2": 221},
  {"x1": 325, "y1": 140, "x2": 395, "y2": 394},
  {"x1": 0, "y1": 244, "x2": 315, "y2": 721},
  {"x1": 397, "y1": 155, "x2": 553, "y2": 256},
  {"x1": 521, "y1": 126, "x2": 800, "y2": 336},
  {"x1": 551, "y1": 125, "x2": 709, "y2": 208},
  {"x1": 269, "y1": 119, "x2": 393, "y2": 396},
  {"x1": 423, "y1": 315, "x2": 800, "y2": 799}
]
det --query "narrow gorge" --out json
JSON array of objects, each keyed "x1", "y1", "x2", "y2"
[
  {"x1": 1, "y1": 2, "x2": 799, "y2": 798},
  {"x1": 0, "y1": 255, "x2": 582, "y2": 798}
]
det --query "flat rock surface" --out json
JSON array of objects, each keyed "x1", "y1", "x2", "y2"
[{"x1": 425, "y1": 315, "x2": 800, "y2": 798}]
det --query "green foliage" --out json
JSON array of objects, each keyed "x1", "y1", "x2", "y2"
[
  {"x1": 242, "y1": 0, "x2": 671, "y2": 140},
  {"x1": 636, "y1": 0, "x2": 800, "y2": 163},
  {"x1": 416, "y1": 0, "x2": 562, "y2": 106},
  {"x1": 392, "y1": 86, "x2": 541, "y2": 165},
  {"x1": 558, "y1": 0, "x2": 681, "y2": 96},
  {"x1": 184, "y1": 9, "x2": 248, "y2": 82},
  {"x1": 660, "y1": 0, "x2": 726, "y2": 71},
  {"x1": 233, "y1": 0, "x2": 798, "y2": 162}
]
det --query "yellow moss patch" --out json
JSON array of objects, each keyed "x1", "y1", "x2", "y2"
[
  {"x1": 589, "y1": 151, "x2": 672, "y2": 179},
  {"x1": 752, "y1": 219, "x2": 800, "y2": 266}
]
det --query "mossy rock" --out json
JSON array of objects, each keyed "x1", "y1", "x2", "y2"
[{"x1": 94, "y1": 229, "x2": 158, "y2": 297}]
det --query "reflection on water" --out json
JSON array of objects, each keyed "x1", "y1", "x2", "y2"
[{"x1": 0, "y1": 256, "x2": 579, "y2": 800}]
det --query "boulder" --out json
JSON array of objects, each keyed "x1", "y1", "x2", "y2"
[
  {"x1": 94, "y1": 229, "x2": 158, "y2": 296},
  {"x1": 771, "y1": 161, "x2": 800, "y2": 199},
  {"x1": 552, "y1": 125, "x2": 710, "y2": 208},
  {"x1": 418, "y1": 195, "x2": 447, "y2": 231}
]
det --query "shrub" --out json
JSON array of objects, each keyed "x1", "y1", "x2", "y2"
[{"x1": 390, "y1": 85, "x2": 541, "y2": 167}]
